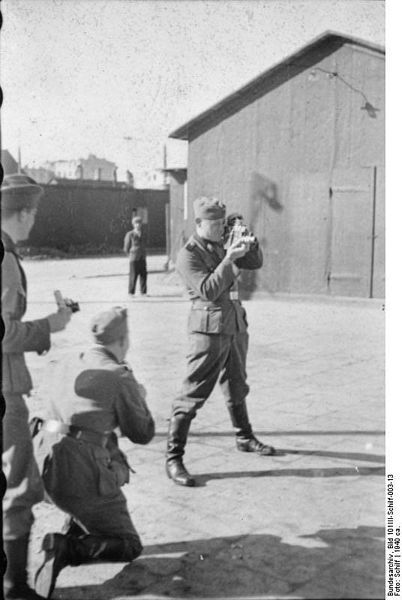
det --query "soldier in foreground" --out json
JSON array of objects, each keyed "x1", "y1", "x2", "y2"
[
  {"x1": 34, "y1": 307, "x2": 155, "y2": 598},
  {"x1": 166, "y1": 197, "x2": 276, "y2": 487},
  {"x1": 1, "y1": 174, "x2": 73, "y2": 600}
]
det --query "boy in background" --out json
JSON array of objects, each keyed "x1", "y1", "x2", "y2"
[{"x1": 123, "y1": 215, "x2": 148, "y2": 296}]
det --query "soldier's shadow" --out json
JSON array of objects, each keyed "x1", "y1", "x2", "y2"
[
  {"x1": 194, "y1": 464, "x2": 385, "y2": 486},
  {"x1": 54, "y1": 525, "x2": 385, "y2": 599},
  {"x1": 191, "y1": 447, "x2": 385, "y2": 486}
]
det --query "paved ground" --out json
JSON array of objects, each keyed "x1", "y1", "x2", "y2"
[{"x1": 21, "y1": 255, "x2": 385, "y2": 599}]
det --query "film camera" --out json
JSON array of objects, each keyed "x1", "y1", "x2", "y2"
[
  {"x1": 223, "y1": 213, "x2": 257, "y2": 250},
  {"x1": 54, "y1": 290, "x2": 80, "y2": 313}
]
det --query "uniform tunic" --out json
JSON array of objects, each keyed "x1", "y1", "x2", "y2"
[
  {"x1": 1, "y1": 231, "x2": 50, "y2": 540},
  {"x1": 172, "y1": 233, "x2": 263, "y2": 417},
  {"x1": 37, "y1": 346, "x2": 155, "y2": 538}
]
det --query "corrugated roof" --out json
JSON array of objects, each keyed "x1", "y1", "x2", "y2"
[{"x1": 169, "y1": 31, "x2": 384, "y2": 140}]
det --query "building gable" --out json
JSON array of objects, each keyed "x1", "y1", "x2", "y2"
[{"x1": 170, "y1": 31, "x2": 384, "y2": 142}]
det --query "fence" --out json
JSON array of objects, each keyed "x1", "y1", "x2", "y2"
[{"x1": 28, "y1": 184, "x2": 169, "y2": 253}]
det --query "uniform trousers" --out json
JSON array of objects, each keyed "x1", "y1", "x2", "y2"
[
  {"x1": 42, "y1": 436, "x2": 140, "y2": 544},
  {"x1": 2, "y1": 393, "x2": 44, "y2": 540},
  {"x1": 128, "y1": 258, "x2": 147, "y2": 295},
  {"x1": 173, "y1": 329, "x2": 250, "y2": 418},
  {"x1": 49, "y1": 491, "x2": 139, "y2": 541}
]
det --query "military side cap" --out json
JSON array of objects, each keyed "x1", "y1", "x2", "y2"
[
  {"x1": 226, "y1": 212, "x2": 243, "y2": 227},
  {"x1": 1, "y1": 173, "x2": 44, "y2": 210},
  {"x1": 91, "y1": 307, "x2": 128, "y2": 344},
  {"x1": 193, "y1": 196, "x2": 226, "y2": 220}
]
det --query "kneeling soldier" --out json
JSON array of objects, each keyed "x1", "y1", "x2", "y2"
[{"x1": 34, "y1": 307, "x2": 155, "y2": 598}]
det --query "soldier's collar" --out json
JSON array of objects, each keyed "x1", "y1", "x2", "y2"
[
  {"x1": 193, "y1": 233, "x2": 223, "y2": 252},
  {"x1": 1, "y1": 230, "x2": 22, "y2": 258},
  {"x1": 90, "y1": 345, "x2": 121, "y2": 364}
]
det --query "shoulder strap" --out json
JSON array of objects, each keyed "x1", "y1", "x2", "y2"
[{"x1": 187, "y1": 237, "x2": 219, "y2": 272}]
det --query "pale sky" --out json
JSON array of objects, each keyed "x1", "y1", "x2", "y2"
[{"x1": 2, "y1": 0, "x2": 385, "y2": 178}]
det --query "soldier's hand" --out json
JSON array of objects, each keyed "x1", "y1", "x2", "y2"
[
  {"x1": 226, "y1": 238, "x2": 250, "y2": 262},
  {"x1": 47, "y1": 307, "x2": 73, "y2": 333}
]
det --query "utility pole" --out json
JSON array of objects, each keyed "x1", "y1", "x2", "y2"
[
  {"x1": 163, "y1": 143, "x2": 168, "y2": 187},
  {"x1": 123, "y1": 136, "x2": 133, "y2": 171}
]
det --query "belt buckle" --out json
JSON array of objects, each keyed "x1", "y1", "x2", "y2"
[
  {"x1": 44, "y1": 419, "x2": 70, "y2": 435},
  {"x1": 230, "y1": 291, "x2": 239, "y2": 301}
]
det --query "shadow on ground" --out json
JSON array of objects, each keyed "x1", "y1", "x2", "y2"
[
  {"x1": 54, "y1": 526, "x2": 384, "y2": 599},
  {"x1": 194, "y1": 445, "x2": 385, "y2": 484},
  {"x1": 194, "y1": 465, "x2": 385, "y2": 486},
  {"x1": 179, "y1": 430, "x2": 386, "y2": 438},
  {"x1": 151, "y1": 429, "x2": 386, "y2": 441},
  {"x1": 80, "y1": 269, "x2": 168, "y2": 278}
]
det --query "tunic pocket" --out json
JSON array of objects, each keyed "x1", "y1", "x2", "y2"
[
  {"x1": 206, "y1": 308, "x2": 223, "y2": 334},
  {"x1": 188, "y1": 308, "x2": 223, "y2": 334},
  {"x1": 92, "y1": 445, "x2": 121, "y2": 497}
]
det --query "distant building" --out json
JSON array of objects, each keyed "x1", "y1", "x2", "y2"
[
  {"x1": 44, "y1": 154, "x2": 117, "y2": 182},
  {"x1": 1, "y1": 149, "x2": 23, "y2": 175},
  {"x1": 47, "y1": 176, "x2": 126, "y2": 188},
  {"x1": 134, "y1": 168, "x2": 167, "y2": 189},
  {"x1": 23, "y1": 165, "x2": 55, "y2": 184}
]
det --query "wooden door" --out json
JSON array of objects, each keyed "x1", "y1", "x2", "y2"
[
  {"x1": 328, "y1": 168, "x2": 374, "y2": 297},
  {"x1": 372, "y1": 166, "x2": 385, "y2": 299}
]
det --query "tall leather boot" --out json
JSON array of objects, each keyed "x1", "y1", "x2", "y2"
[
  {"x1": 227, "y1": 402, "x2": 276, "y2": 456},
  {"x1": 3, "y1": 536, "x2": 46, "y2": 600},
  {"x1": 165, "y1": 414, "x2": 195, "y2": 487},
  {"x1": 35, "y1": 532, "x2": 142, "y2": 599}
]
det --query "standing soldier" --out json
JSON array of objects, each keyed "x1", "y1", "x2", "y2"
[
  {"x1": 166, "y1": 196, "x2": 276, "y2": 487},
  {"x1": 33, "y1": 307, "x2": 155, "y2": 599},
  {"x1": 123, "y1": 215, "x2": 148, "y2": 296},
  {"x1": 1, "y1": 174, "x2": 73, "y2": 600}
]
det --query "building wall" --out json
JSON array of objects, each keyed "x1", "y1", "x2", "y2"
[
  {"x1": 80, "y1": 155, "x2": 116, "y2": 181},
  {"x1": 28, "y1": 185, "x2": 169, "y2": 252},
  {"x1": 24, "y1": 166, "x2": 55, "y2": 184},
  {"x1": 46, "y1": 155, "x2": 117, "y2": 181},
  {"x1": 168, "y1": 172, "x2": 188, "y2": 262},
  {"x1": 46, "y1": 160, "x2": 79, "y2": 179},
  {"x1": 135, "y1": 168, "x2": 167, "y2": 189},
  {"x1": 181, "y1": 40, "x2": 384, "y2": 297}
]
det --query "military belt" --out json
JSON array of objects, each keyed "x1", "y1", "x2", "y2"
[
  {"x1": 31, "y1": 418, "x2": 110, "y2": 447},
  {"x1": 191, "y1": 295, "x2": 240, "y2": 308}
]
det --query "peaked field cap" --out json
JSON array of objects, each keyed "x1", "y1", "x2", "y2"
[
  {"x1": 226, "y1": 212, "x2": 244, "y2": 226},
  {"x1": 91, "y1": 306, "x2": 128, "y2": 344},
  {"x1": 193, "y1": 196, "x2": 226, "y2": 220},
  {"x1": 226, "y1": 212, "x2": 243, "y2": 221},
  {"x1": 1, "y1": 173, "x2": 44, "y2": 210},
  {"x1": 132, "y1": 216, "x2": 143, "y2": 223}
]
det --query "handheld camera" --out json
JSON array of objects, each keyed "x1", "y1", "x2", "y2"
[{"x1": 223, "y1": 213, "x2": 257, "y2": 250}]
